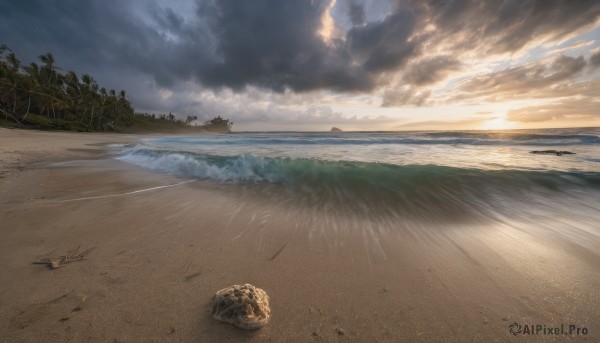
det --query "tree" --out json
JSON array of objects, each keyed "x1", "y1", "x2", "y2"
[
  {"x1": 185, "y1": 115, "x2": 198, "y2": 125},
  {"x1": 0, "y1": 44, "x2": 211, "y2": 132},
  {"x1": 0, "y1": 48, "x2": 23, "y2": 123},
  {"x1": 38, "y1": 52, "x2": 61, "y2": 118},
  {"x1": 21, "y1": 62, "x2": 41, "y2": 119},
  {"x1": 203, "y1": 115, "x2": 233, "y2": 132}
]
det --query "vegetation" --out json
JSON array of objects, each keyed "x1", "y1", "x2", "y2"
[
  {"x1": 202, "y1": 116, "x2": 233, "y2": 132},
  {"x1": 0, "y1": 45, "x2": 232, "y2": 133},
  {"x1": 124, "y1": 113, "x2": 233, "y2": 133}
]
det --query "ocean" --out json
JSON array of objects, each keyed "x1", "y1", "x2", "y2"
[{"x1": 115, "y1": 128, "x2": 600, "y2": 229}]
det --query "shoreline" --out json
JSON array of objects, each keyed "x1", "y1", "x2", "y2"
[
  {"x1": 0, "y1": 128, "x2": 141, "y2": 176},
  {"x1": 0, "y1": 128, "x2": 598, "y2": 341}
]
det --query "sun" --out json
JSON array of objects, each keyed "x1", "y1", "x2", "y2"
[{"x1": 481, "y1": 116, "x2": 514, "y2": 130}]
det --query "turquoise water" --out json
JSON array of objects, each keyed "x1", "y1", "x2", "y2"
[{"x1": 115, "y1": 128, "x2": 600, "y2": 223}]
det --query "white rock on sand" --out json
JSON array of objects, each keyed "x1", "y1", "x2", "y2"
[{"x1": 211, "y1": 284, "x2": 270, "y2": 330}]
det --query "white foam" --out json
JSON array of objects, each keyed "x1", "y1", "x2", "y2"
[{"x1": 116, "y1": 151, "x2": 278, "y2": 183}]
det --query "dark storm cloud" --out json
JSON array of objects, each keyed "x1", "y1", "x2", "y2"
[
  {"x1": 347, "y1": 9, "x2": 420, "y2": 73},
  {"x1": 2, "y1": 0, "x2": 600, "y2": 97},
  {"x1": 347, "y1": 2, "x2": 366, "y2": 26},
  {"x1": 402, "y1": 56, "x2": 460, "y2": 86},
  {"x1": 195, "y1": 0, "x2": 373, "y2": 91},
  {"x1": 0, "y1": 0, "x2": 214, "y2": 90},
  {"x1": 591, "y1": 49, "x2": 600, "y2": 67}
]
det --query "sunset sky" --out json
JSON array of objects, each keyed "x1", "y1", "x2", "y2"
[{"x1": 2, "y1": 0, "x2": 600, "y2": 131}]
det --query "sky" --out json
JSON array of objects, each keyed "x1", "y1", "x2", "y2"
[{"x1": 1, "y1": 0, "x2": 600, "y2": 131}]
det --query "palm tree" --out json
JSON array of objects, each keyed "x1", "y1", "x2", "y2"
[
  {"x1": 22, "y1": 62, "x2": 41, "y2": 119},
  {"x1": 79, "y1": 74, "x2": 95, "y2": 123},
  {"x1": 97, "y1": 87, "x2": 108, "y2": 128},
  {"x1": 0, "y1": 44, "x2": 199, "y2": 132},
  {"x1": 64, "y1": 70, "x2": 81, "y2": 119},
  {"x1": 39, "y1": 53, "x2": 57, "y2": 82},
  {"x1": 89, "y1": 80, "x2": 99, "y2": 126},
  {"x1": 38, "y1": 52, "x2": 61, "y2": 118},
  {"x1": 0, "y1": 51, "x2": 23, "y2": 122}
]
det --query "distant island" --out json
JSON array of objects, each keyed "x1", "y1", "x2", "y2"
[
  {"x1": 330, "y1": 127, "x2": 343, "y2": 132},
  {"x1": 0, "y1": 45, "x2": 232, "y2": 133}
]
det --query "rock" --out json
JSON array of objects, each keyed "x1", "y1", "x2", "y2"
[
  {"x1": 530, "y1": 150, "x2": 575, "y2": 156},
  {"x1": 330, "y1": 127, "x2": 343, "y2": 132},
  {"x1": 212, "y1": 284, "x2": 270, "y2": 330}
]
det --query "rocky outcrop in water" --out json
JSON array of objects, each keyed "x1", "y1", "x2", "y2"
[
  {"x1": 212, "y1": 284, "x2": 270, "y2": 330},
  {"x1": 330, "y1": 127, "x2": 343, "y2": 132},
  {"x1": 530, "y1": 150, "x2": 575, "y2": 156}
]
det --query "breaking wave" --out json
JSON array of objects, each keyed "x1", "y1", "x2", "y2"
[{"x1": 117, "y1": 148, "x2": 600, "y2": 191}]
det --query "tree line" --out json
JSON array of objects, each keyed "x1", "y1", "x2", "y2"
[
  {"x1": 131, "y1": 113, "x2": 232, "y2": 132},
  {"x1": 0, "y1": 44, "x2": 232, "y2": 132}
]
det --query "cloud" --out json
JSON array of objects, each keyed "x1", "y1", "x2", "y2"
[
  {"x1": 129, "y1": 82, "x2": 395, "y2": 130},
  {"x1": 2, "y1": 0, "x2": 600, "y2": 129},
  {"x1": 381, "y1": 86, "x2": 431, "y2": 107},
  {"x1": 448, "y1": 52, "x2": 600, "y2": 124},
  {"x1": 402, "y1": 56, "x2": 460, "y2": 86},
  {"x1": 550, "y1": 40, "x2": 596, "y2": 54},
  {"x1": 415, "y1": 0, "x2": 600, "y2": 55},
  {"x1": 450, "y1": 54, "x2": 587, "y2": 102},
  {"x1": 347, "y1": 9, "x2": 421, "y2": 73},
  {"x1": 394, "y1": 118, "x2": 488, "y2": 130},
  {"x1": 197, "y1": 1, "x2": 341, "y2": 91},
  {"x1": 591, "y1": 49, "x2": 600, "y2": 68},
  {"x1": 507, "y1": 98, "x2": 600, "y2": 123},
  {"x1": 3, "y1": 0, "x2": 600, "y2": 95},
  {"x1": 347, "y1": 2, "x2": 366, "y2": 26}
]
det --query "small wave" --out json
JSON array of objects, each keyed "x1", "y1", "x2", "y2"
[
  {"x1": 585, "y1": 158, "x2": 600, "y2": 164},
  {"x1": 145, "y1": 132, "x2": 600, "y2": 147},
  {"x1": 421, "y1": 132, "x2": 600, "y2": 145}
]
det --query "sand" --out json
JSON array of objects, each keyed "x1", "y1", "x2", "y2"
[{"x1": 0, "y1": 128, "x2": 598, "y2": 342}]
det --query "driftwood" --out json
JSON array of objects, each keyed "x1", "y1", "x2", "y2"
[{"x1": 33, "y1": 246, "x2": 95, "y2": 269}]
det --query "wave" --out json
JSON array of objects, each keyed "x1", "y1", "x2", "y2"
[
  {"x1": 116, "y1": 148, "x2": 600, "y2": 221},
  {"x1": 146, "y1": 132, "x2": 600, "y2": 147},
  {"x1": 118, "y1": 148, "x2": 600, "y2": 189},
  {"x1": 421, "y1": 132, "x2": 600, "y2": 145}
]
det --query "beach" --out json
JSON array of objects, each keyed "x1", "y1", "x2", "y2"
[{"x1": 0, "y1": 128, "x2": 599, "y2": 342}]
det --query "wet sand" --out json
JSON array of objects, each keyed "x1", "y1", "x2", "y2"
[{"x1": 0, "y1": 128, "x2": 598, "y2": 342}]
